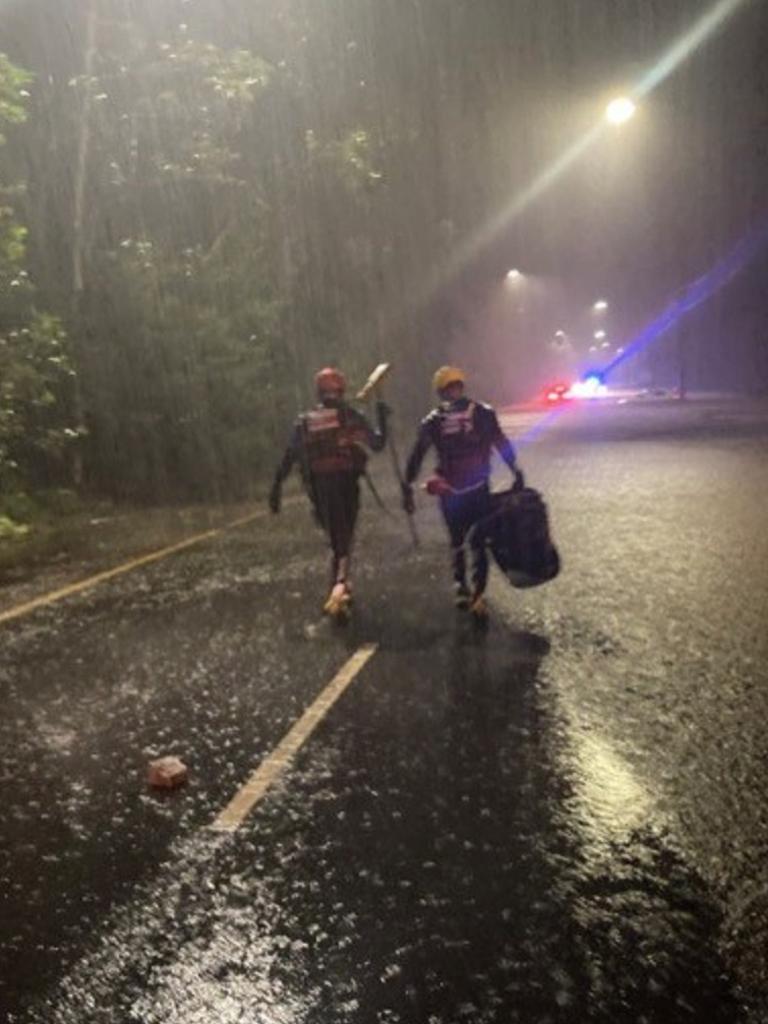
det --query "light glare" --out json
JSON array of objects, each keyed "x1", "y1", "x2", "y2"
[
  {"x1": 568, "y1": 377, "x2": 608, "y2": 399},
  {"x1": 606, "y1": 97, "x2": 637, "y2": 125},
  {"x1": 401, "y1": 0, "x2": 750, "y2": 333}
]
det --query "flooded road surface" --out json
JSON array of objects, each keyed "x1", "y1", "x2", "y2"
[{"x1": 1, "y1": 398, "x2": 767, "y2": 1022}]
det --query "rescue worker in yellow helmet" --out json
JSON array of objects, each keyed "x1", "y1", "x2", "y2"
[
  {"x1": 401, "y1": 366, "x2": 524, "y2": 618},
  {"x1": 269, "y1": 368, "x2": 389, "y2": 618}
]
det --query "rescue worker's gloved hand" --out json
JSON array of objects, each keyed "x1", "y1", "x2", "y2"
[
  {"x1": 425, "y1": 474, "x2": 452, "y2": 497},
  {"x1": 268, "y1": 483, "x2": 281, "y2": 514},
  {"x1": 511, "y1": 468, "x2": 525, "y2": 493},
  {"x1": 376, "y1": 400, "x2": 391, "y2": 437},
  {"x1": 401, "y1": 482, "x2": 415, "y2": 515}
]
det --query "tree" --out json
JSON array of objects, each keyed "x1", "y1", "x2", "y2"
[
  {"x1": 30, "y1": 10, "x2": 396, "y2": 499},
  {"x1": 0, "y1": 53, "x2": 75, "y2": 496}
]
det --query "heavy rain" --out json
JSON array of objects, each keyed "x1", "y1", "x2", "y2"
[{"x1": 1, "y1": 0, "x2": 767, "y2": 1021}]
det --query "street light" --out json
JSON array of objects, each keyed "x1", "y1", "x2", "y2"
[
  {"x1": 594, "y1": 330, "x2": 606, "y2": 340},
  {"x1": 553, "y1": 330, "x2": 569, "y2": 350},
  {"x1": 593, "y1": 299, "x2": 609, "y2": 312},
  {"x1": 506, "y1": 268, "x2": 522, "y2": 281},
  {"x1": 605, "y1": 97, "x2": 637, "y2": 125}
]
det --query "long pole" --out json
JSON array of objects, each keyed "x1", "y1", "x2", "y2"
[
  {"x1": 357, "y1": 364, "x2": 419, "y2": 548},
  {"x1": 386, "y1": 425, "x2": 420, "y2": 549}
]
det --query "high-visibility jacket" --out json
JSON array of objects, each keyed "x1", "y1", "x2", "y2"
[
  {"x1": 405, "y1": 397, "x2": 517, "y2": 492},
  {"x1": 273, "y1": 402, "x2": 386, "y2": 487}
]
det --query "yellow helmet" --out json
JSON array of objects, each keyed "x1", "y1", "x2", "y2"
[{"x1": 433, "y1": 365, "x2": 466, "y2": 393}]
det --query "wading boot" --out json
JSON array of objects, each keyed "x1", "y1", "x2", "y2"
[
  {"x1": 324, "y1": 582, "x2": 351, "y2": 621},
  {"x1": 469, "y1": 592, "x2": 489, "y2": 624}
]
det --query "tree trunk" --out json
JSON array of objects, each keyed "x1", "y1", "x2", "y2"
[{"x1": 69, "y1": 0, "x2": 98, "y2": 487}]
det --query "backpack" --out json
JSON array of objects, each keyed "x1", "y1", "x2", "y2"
[{"x1": 476, "y1": 487, "x2": 561, "y2": 589}]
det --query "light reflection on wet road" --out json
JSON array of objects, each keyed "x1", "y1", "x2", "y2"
[{"x1": 1, "y1": 399, "x2": 767, "y2": 1022}]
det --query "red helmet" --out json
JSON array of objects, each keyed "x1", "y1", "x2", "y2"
[{"x1": 315, "y1": 367, "x2": 346, "y2": 396}]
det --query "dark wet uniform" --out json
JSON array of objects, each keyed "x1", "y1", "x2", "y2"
[
  {"x1": 405, "y1": 397, "x2": 519, "y2": 595},
  {"x1": 271, "y1": 402, "x2": 386, "y2": 584}
]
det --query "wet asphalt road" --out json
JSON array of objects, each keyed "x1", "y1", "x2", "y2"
[{"x1": 1, "y1": 397, "x2": 767, "y2": 1023}]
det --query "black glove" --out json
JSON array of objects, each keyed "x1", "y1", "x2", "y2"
[
  {"x1": 401, "y1": 481, "x2": 415, "y2": 515},
  {"x1": 511, "y1": 468, "x2": 525, "y2": 493},
  {"x1": 268, "y1": 483, "x2": 281, "y2": 514}
]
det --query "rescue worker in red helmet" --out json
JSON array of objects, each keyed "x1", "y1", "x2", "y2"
[
  {"x1": 269, "y1": 367, "x2": 389, "y2": 617},
  {"x1": 401, "y1": 366, "x2": 524, "y2": 619}
]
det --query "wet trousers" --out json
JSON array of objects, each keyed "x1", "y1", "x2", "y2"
[
  {"x1": 310, "y1": 471, "x2": 360, "y2": 584},
  {"x1": 440, "y1": 485, "x2": 492, "y2": 595}
]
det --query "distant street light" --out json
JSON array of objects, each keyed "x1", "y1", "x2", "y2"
[
  {"x1": 552, "y1": 330, "x2": 570, "y2": 349},
  {"x1": 594, "y1": 330, "x2": 606, "y2": 340},
  {"x1": 506, "y1": 268, "x2": 522, "y2": 281},
  {"x1": 605, "y1": 97, "x2": 637, "y2": 125},
  {"x1": 593, "y1": 299, "x2": 609, "y2": 312}
]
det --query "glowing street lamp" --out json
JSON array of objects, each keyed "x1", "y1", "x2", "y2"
[
  {"x1": 506, "y1": 268, "x2": 522, "y2": 281},
  {"x1": 605, "y1": 97, "x2": 637, "y2": 125},
  {"x1": 553, "y1": 330, "x2": 569, "y2": 349},
  {"x1": 594, "y1": 330, "x2": 606, "y2": 340},
  {"x1": 593, "y1": 299, "x2": 609, "y2": 312}
]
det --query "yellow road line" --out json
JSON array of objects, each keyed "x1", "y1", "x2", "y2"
[
  {"x1": 0, "y1": 509, "x2": 267, "y2": 628},
  {"x1": 210, "y1": 643, "x2": 379, "y2": 833}
]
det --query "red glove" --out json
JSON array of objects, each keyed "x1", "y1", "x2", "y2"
[{"x1": 424, "y1": 475, "x2": 452, "y2": 497}]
